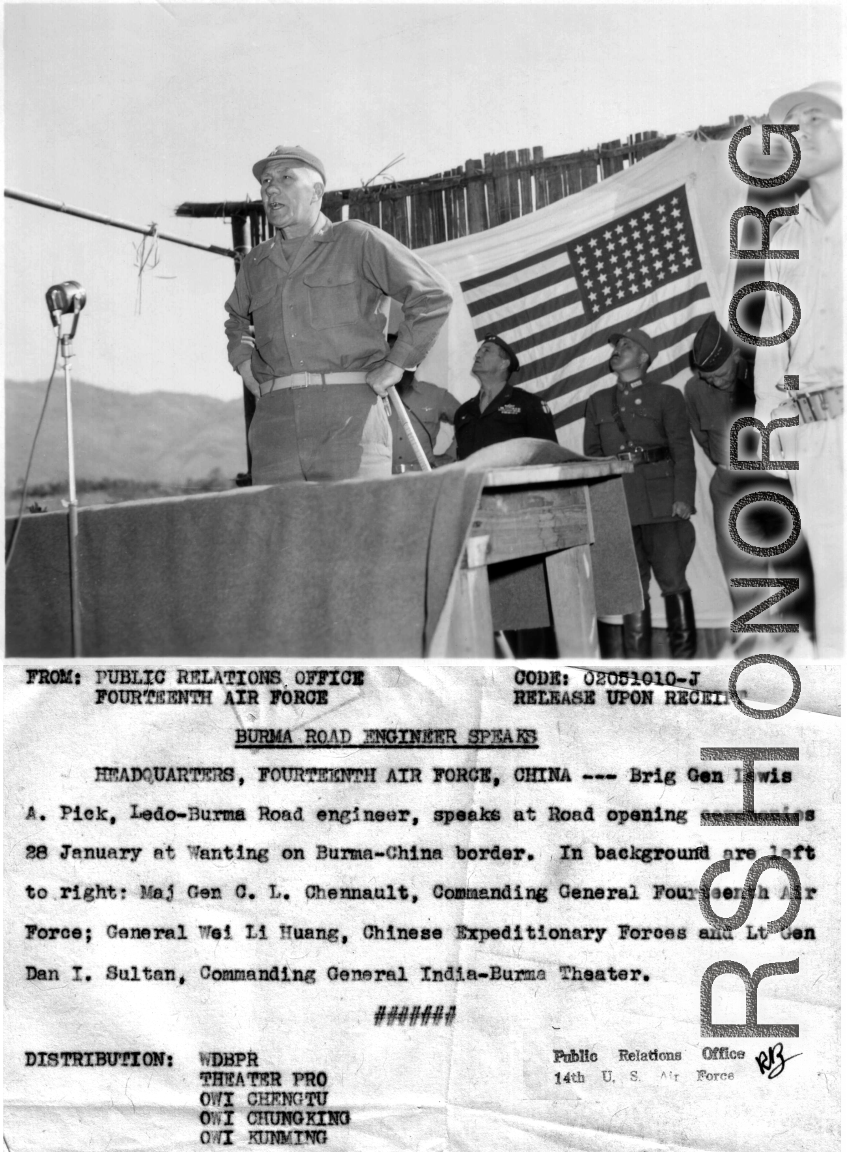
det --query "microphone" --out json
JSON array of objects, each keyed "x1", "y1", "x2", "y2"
[
  {"x1": 45, "y1": 282, "x2": 86, "y2": 339},
  {"x1": 46, "y1": 280, "x2": 86, "y2": 321},
  {"x1": 42, "y1": 282, "x2": 88, "y2": 654}
]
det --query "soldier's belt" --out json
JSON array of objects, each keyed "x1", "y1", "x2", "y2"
[
  {"x1": 790, "y1": 385, "x2": 843, "y2": 424},
  {"x1": 259, "y1": 371, "x2": 370, "y2": 396},
  {"x1": 616, "y1": 447, "x2": 671, "y2": 464}
]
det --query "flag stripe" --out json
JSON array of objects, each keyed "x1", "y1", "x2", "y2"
[
  {"x1": 501, "y1": 270, "x2": 707, "y2": 364},
  {"x1": 463, "y1": 250, "x2": 573, "y2": 308},
  {"x1": 470, "y1": 286, "x2": 582, "y2": 336},
  {"x1": 475, "y1": 295, "x2": 585, "y2": 351},
  {"x1": 552, "y1": 345, "x2": 702, "y2": 432},
  {"x1": 541, "y1": 313, "x2": 711, "y2": 413},
  {"x1": 457, "y1": 185, "x2": 715, "y2": 435},
  {"x1": 516, "y1": 300, "x2": 710, "y2": 402},
  {"x1": 517, "y1": 279, "x2": 710, "y2": 386},
  {"x1": 460, "y1": 238, "x2": 573, "y2": 292},
  {"x1": 554, "y1": 401, "x2": 588, "y2": 429},
  {"x1": 466, "y1": 262, "x2": 575, "y2": 317}
]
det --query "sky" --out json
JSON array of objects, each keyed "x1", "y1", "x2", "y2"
[{"x1": 4, "y1": 1, "x2": 842, "y2": 401}]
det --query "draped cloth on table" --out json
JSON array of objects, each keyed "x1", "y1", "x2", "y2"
[
  {"x1": 5, "y1": 470, "x2": 485, "y2": 658},
  {"x1": 6, "y1": 441, "x2": 640, "y2": 657}
]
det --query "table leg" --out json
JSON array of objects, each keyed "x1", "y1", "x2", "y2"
[
  {"x1": 545, "y1": 543, "x2": 600, "y2": 658},
  {"x1": 428, "y1": 536, "x2": 495, "y2": 658}
]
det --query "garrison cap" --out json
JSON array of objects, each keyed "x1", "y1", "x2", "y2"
[
  {"x1": 252, "y1": 145, "x2": 327, "y2": 185},
  {"x1": 769, "y1": 81, "x2": 842, "y2": 122},
  {"x1": 692, "y1": 313, "x2": 734, "y2": 372},
  {"x1": 482, "y1": 333, "x2": 520, "y2": 374},
  {"x1": 608, "y1": 327, "x2": 658, "y2": 365}
]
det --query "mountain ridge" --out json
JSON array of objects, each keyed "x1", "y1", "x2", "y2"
[{"x1": 6, "y1": 379, "x2": 247, "y2": 487}]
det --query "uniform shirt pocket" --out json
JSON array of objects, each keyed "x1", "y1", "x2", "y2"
[
  {"x1": 303, "y1": 273, "x2": 360, "y2": 329},
  {"x1": 595, "y1": 414, "x2": 628, "y2": 453},
  {"x1": 493, "y1": 411, "x2": 526, "y2": 428}
]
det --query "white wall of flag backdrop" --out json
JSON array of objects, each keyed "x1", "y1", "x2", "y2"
[{"x1": 417, "y1": 134, "x2": 748, "y2": 629}]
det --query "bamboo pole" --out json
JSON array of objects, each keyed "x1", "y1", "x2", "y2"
[{"x1": 5, "y1": 188, "x2": 236, "y2": 258}]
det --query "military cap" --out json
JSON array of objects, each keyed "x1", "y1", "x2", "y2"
[
  {"x1": 692, "y1": 313, "x2": 734, "y2": 372},
  {"x1": 608, "y1": 327, "x2": 658, "y2": 365},
  {"x1": 769, "y1": 81, "x2": 841, "y2": 122},
  {"x1": 252, "y1": 145, "x2": 327, "y2": 185},
  {"x1": 482, "y1": 333, "x2": 520, "y2": 374}
]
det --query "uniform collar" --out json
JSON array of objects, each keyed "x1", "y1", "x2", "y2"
[
  {"x1": 797, "y1": 188, "x2": 819, "y2": 224},
  {"x1": 797, "y1": 187, "x2": 841, "y2": 227},
  {"x1": 252, "y1": 212, "x2": 334, "y2": 264},
  {"x1": 478, "y1": 381, "x2": 513, "y2": 412},
  {"x1": 309, "y1": 212, "x2": 335, "y2": 243},
  {"x1": 616, "y1": 374, "x2": 647, "y2": 392}
]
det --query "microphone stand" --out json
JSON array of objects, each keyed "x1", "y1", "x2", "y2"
[{"x1": 56, "y1": 304, "x2": 83, "y2": 656}]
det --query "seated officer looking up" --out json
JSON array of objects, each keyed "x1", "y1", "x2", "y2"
[
  {"x1": 454, "y1": 334, "x2": 558, "y2": 459},
  {"x1": 583, "y1": 328, "x2": 697, "y2": 659}
]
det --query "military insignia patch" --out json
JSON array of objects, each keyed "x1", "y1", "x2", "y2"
[{"x1": 498, "y1": 404, "x2": 521, "y2": 415}]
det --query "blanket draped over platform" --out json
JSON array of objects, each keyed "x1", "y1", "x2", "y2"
[{"x1": 6, "y1": 440, "x2": 639, "y2": 657}]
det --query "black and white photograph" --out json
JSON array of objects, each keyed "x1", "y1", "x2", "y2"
[
  {"x1": 3, "y1": 5, "x2": 842, "y2": 1152},
  {"x1": 4, "y1": 3, "x2": 842, "y2": 660}
]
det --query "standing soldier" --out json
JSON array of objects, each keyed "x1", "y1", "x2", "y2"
[
  {"x1": 752, "y1": 82, "x2": 842, "y2": 657},
  {"x1": 684, "y1": 314, "x2": 814, "y2": 649},
  {"x1": 685, "y1": 314, "x2": 756, "y2": 622},
  {"x1": 583, "y1": 328, "x2": 697, "y2": 658}
]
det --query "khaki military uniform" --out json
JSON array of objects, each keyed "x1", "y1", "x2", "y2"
[{"x1": 584, "y1": 379, "x2": 696, "y2": 597}]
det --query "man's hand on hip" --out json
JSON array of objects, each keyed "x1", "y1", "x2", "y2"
[
  {"x1": 237, "y1": 360, "x2": 261, "y2": 398},
  {"x1": 366, "y1": 361, "x2": 404, "y2": 396},
  {"x1": 672, "y1": 501, "x2": 694, "y2": 520}
]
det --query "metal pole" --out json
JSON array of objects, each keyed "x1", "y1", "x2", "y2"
[
  {"x1": 387, "y1": 386, "x2": 432, "y2": 472},
  {"x1": 5, "y1": 188, "x2": 236, "y2": 258},
  {"x1": 61, "y1": 336, "x2": 83, "y2": 657},
  {"x1": 230, "y1": 214, "x2": 255, "y2": 481}
]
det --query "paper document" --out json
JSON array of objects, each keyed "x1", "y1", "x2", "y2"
[{"x1": 4, "y1": 662, "x2": 838, "y2": 1151}]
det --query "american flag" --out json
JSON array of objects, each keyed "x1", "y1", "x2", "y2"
[{"x1": 460, "y1": 184, "x2": 713, "y2": 430}]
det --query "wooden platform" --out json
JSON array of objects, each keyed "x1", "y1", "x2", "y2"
[{"x1": 429, "y1": 460, "x2": 638, "y2": 657}]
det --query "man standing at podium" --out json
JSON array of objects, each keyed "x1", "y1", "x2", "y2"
[
  {"x1": 225, "y1": 145, "x2": 452, "y2": 484},
  {"x1": 583, "y1": 328, "x2": 697, "y2": 658}
]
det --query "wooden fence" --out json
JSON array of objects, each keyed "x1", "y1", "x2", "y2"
[
  {"x1": 176, "y1": 119, "x2": 746, "y2": 257},
  {"x1": 336, "y1": 133, "x2": 665, "y2": 248}
]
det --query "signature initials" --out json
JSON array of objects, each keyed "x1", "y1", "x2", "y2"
[{"x1": 755, "y1": 1043, "x2": 801, "y2": 1079}]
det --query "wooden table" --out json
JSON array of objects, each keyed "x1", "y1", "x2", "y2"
[{"x1": 429, "y1": 459, "x2": 636, "y2": 658}]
